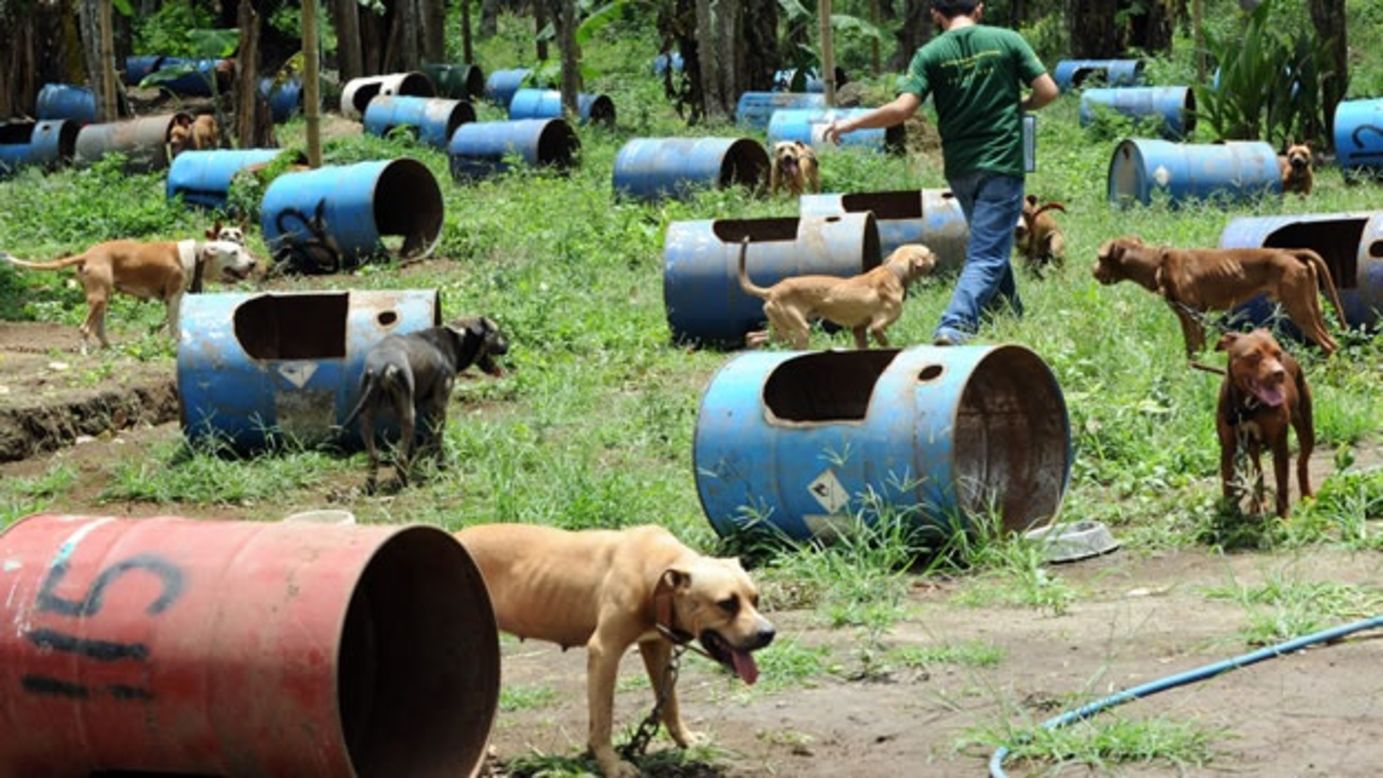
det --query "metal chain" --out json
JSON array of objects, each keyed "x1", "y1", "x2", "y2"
[{"x1": 619, "y1": 645, "x2": 684, "y2": 760}]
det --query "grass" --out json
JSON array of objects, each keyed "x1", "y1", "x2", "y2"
[
  {"x1": 962, "y1": 714, "x2": 1229, "y2": 774},
  {"x1": 0, "y1": 464, "x2": 77, "y2": 528},
  {"x1": 1202, "y1": 569, "x2": 1383, "y2": 645},
  {"x1": 499, "y1": 683, "x2": 560, "y2": 713},
  {"x1": 888, "y1": 640, "x2": 1006, "y2": 670}
]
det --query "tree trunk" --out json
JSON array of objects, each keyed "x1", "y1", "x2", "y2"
[
  {"x1": 1011, "y1": 0, "x2": 1026, "y2": 26},
  {"x1": 236, "y1": 0, "x2": 275, "y2": 149},
  {"x1": 421, "y1": 0, "x2": 445, "y2": 64},
  {"x1": 890, "y1": 0, "x2": 930, "y2": 71},
  {"x1": 535, "y1": 0, "x2": 550, "y2": 60},
  {"x1": 1065, "y1": 0, "x2": 1120, "y2": 59},
  {"x1": 77, "y1": 0, "x2": 119, "y2": 122},
  {"x1": 1308, "y1": 0, "x2": 1348, "y2": 144},
  {"x1": 694, "y1": 0, "x2": 723, "y2": 118},
  {"x1": 480, "y1": 0, "x2": 501, "y2": 37},
  {"x1": 461, "y1": 0, "x2": 474, "y2": 63},
  {"x1": 335, "y1": 0, "x2": 363, "y2": 80},
  {"x1": 1124, "y1": 0, "x2": 1172, "y2": 53},
  {"x1": 97, "y1": 0, "x2": 119, "y2": 121},
  {"x1": 741, "y1": 0, "x2": 777, "y2": 93},
  {"x1": 557, "y1": 0, "x2": 579, "y2": 117},
  {"x1": 400, "y1": 0, "x2": 421, "y2": 70},
  {"x1": 818, "y1": 0, "x2": 835, "y2": 105},
  {"x1": 362, "y1": 5, "x2": 384, "y2": 74},
  {"x1": 715, "y1": 0, "x2": 743, "y2": 115}
]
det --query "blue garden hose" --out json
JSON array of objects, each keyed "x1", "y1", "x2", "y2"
[{"x1": 989, "y1": 614, "x2": 1383, "y2": 777}]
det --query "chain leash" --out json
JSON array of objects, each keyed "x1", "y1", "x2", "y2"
[{"x1": 619, "y1": 644, "x2": 685, "y2": 760}]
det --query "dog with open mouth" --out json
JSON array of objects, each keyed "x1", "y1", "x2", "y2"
[
  {"x1": 769, "y1": 140, "x2": 821, "y2": 196},
  {"x1": 1278, "y1": 142, "x2": 1314, "y2": 196},
  {"x1": 454, "y1": 523, "x2": 775, "y2": 778}
]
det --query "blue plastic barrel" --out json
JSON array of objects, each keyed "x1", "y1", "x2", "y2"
[
  {"x1": 259, "y1": 78, "x2": 303, "y2": 123},
  {"x1": 767, "y1": 108, "x2": 903, "y2": 152},
  {"x1": 694, "y1": 345, "x2": 1071, "y2": 541},
  {"x1": 663, "y1": 214, "x2": 881, "y2": 344},
  {"x1": 507, "y1": 89, "x2": 615, "y2": 126},
  {"x1": 1219, "y1": 212, "x2": 1383, "y2": 332},
  {"x1": 261, "y1": 159, "x2": 445, "y2": 266},
  {"x1": 1079, "y1": 86, "x2": 1195, "y2": 139},
  {"x1": 1334, "y1": 99, "x2": 1383, "y2": 174},
  {"x1": 484, "y1": 68, "x2": 532, "y2": 106},
  {"x1": 150, "y1": 57, "x2": 227, "y2": 97},
  {"x1": 447, "y1": 118, "x2": 579, "y2": 181},
  {"x1": 1107, "y1": 139, "x2": 1280, "y2": 207},
  {"x1": 421, "y1": 63, "x2": 486, "y2": 100},
  {"x1": 735, "y1": 92, "x2": 827, "y2": 130},
  {"x1": 613, "y1": 137, "x2": 770, "y2": 202},
  {"x1": 364, "y1": 96, "x2": 476, "y2": 148},
  {"x1": 36, "y1": 84, "x2": 97, "y2": 123},
  {"x1": 167, "y1": 149, "x2": 304, "y2": 209},
  {"x1": 0, "y1": 120, "x2": 79, "y2": 178},
  {"x1": 124, "y1": 55, "x2": 164, "y2": 86},
  {"x1": 652, "y1": 52, "x2": 684, "y2": 75},
  {"x1": 772, "y1": 67, "x2": 849, "y2": 93},
  {"x1": 177, "y1": 289, "x2": 441, "y2": 452},
  {"x1": 800, "y1": 189, "x2": 968, "y2": 273},
  {"x1": 340, "y1": 72, "x2": 436, "y2": 119},
  {"x1": 1053, "y1": 59, "x2": 1144, "y2": 91}
]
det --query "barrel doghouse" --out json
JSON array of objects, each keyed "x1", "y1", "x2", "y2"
[
  {"x1": 767, "y1": 108, "x2": 903, "y2": 152},
  {"x1": 1334, "y1": 98, "x2": 1383, "y2": 175},
  {"x1": 1107, "y1": 139, "x2": 1281, "y2": 207},
  {"x1": 261, "y1": 159, "x2": 445, "y2": 267},
  {"x1": 694, "y1": 345, "x2": 1071, "y2": 541},
  {"x1": 772, "y1": 67, "x2": 849, "y2": 93},
  {"x1": 421, "y1": 63, "x2": 486, "y2": 100},
  {"x1": 0, "y1": 513, "x2": 499, "y2": 777},
  {"x1": 74, "y1": 113, "x2": 191, "y2": 173},
  {"x1": 800, "y1": 189, "x2": 968, "y2": 272},
  {"x1": 179, "y1": 289, "x2": 441, "y2": 450},
  {"x1": 508, "y1": 89, "x2": 616, "y2": 127},
  {"x1": 1219, "y1": 212, "x2": 1383, "y2": 332},
  {"x1": 735, "y1": 92, "x2": 827, "y2": 130},
  {"x1": 340, "y1": 72, "x2": 436, "y2": 120},
  {"x1": 484, "y1": 68, "x2": 533, "y2": 106},
  {"x1": 663, "y1": 214, "x2": 881, "y2": 344},
  {"x1": 259, "y1": 77, "x2": 303, "y2": 123},
  {"x1": 1079, "y1": 86, "x2": 1195, "y2": 140},
  {"x1": 36, "y1": 84, "x2": 130, "y2": 124},
  {"x1": 124, "y1": 54, "x2": 163, "y2": 85},
  {"x1": 448, "y1": 118, "x2": 580, "y2": 182},
  {"x1": 613, "y1": 137, "x2": 769, "y2": 202},
  {"x1": 167, "y1": 149, "x2": 307, "y2": 209},
  {"x1": 364, "y1": 96, "x2": 476, "y2": 148},
  {"x1": 653, "y1": 51, "x2": 684, "y2": 75},
  {"x1": 1053, "y1": 59, "x2": 1144, "y2": 91},
  {"x1": 0, "y1": 121, "x2": 78, "y2": 178}
]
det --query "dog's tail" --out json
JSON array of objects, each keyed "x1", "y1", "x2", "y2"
[
  {"x1": 1031, "y1": 201, "x2": 1067, "y2": 219},
  {"x1": 735, "y1": 237, "x2": 772, "y2": 299},
  {"x1": 1294, "y1": 249, "x2": 1349, "y2": 329},
  {"x1": 3, "y1": 252, "x2": 87, "y2": 272},
  {"x1": 340, "y1": 368, "x2": 382, "y2": 430}
]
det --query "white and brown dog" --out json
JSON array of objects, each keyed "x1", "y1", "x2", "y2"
[
  {"x1": 4, "y1": 237, "x2": 257, "y2": 352},
  {"x1": 769, "y1": 140, "x2": 820, "y2": 196}
]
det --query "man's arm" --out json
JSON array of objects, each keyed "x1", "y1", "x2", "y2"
[
  {"x1": 1022, "y1": 73, "x2": 1059, "y2": 111},
  {"x1": 822, "y1": 92, "x2": 922, "y2": 144}
]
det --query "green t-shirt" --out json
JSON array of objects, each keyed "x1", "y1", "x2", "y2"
[{"x1": 899, "y1": 25, "x2": 1046, "y2": 180}]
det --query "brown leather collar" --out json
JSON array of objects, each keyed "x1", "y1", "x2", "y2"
[{"x1": 652, "y1": 575, "x2": 694, "y2": 645}]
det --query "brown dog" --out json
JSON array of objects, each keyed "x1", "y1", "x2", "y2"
[
  {"x1": 769, "y1": 140, "x2": 821, "y2": 196},
  {"x1": 1216, "y1": 329, "x2": 1314, "y2": 517},
  {"x1": 1092, "y1": 236, "x2": 1348, "y2": 356},
  {"x1": 1014, "y1": 195, "x2": 1067, "y2": 273},
  {"x1": 738, "y1": 241, "x2": 937, "y2": 349},
  {"x1": 1278, "y1": 142, "x2": 1314, "y2": 196},
  {"x1": 455, "y1": 524, "x2": 775, "y2": 778},
  {"x1": 4, "y1": 238, "x2": 257, "y2": 353},
  {"x1": 169, "y1": 114, "x2": 219, "y2": 157}
]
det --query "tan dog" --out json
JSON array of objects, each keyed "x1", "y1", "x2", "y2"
[
  {"x1": 169, "y1": 114, "x2": 219, "y2": 157},
  {"x1": 1092, "y1": 236, "x2": 1348, "y2": 357},
  {"x1": 1216, "y1": 329, "x2": 1314, "y2": 517},
  {"x1": 769, "y1": 140, "x2": 820, "y2": 196},
  {"x1": 455, "y1": 524, "x2": 774, "y2": 778},
  {"x1": 3, "y1": 238, "x2": 257, "y2": 353},
  {"x1": 739, "y1": 240, "x2": 936, "y2": 349},
  {"x1": 1278, "y1": 142, "x2": 1314, "y2": 196},
  {"x1": 1014, "y1": 195, "x2": 1066, "y2": 273}
]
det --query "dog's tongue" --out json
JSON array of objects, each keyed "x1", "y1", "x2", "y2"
[
  {"x1": 1252, "y1": 382, "x2": 1286, "y2": 407},
  {"x1": 730, "y1": 647, "x2": 759, "y2": 685}
]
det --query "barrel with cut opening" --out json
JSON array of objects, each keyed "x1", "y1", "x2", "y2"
[
  {"x1": 421, "y1": 63, "x2": 486, "y2": 100},
  {"x1": 800, "y1": 189, "x2": 968, "y2": 272},
  {"x1": 1334, "y1": 98, "x2": 1383, "y2": 174},
  {"x1": 663, "y1": 214, "x2": 881, "y2": 344},
  {"x1": 735, "y1": 92, "x2": 827, "y2": 130},
  {"x1": 613, "y1": 137, "x2": 769, "y2": 202},
  {"x1": 507, "y1": 89, "x2": 616, "y2": 127},
  {"x1": 1079, "y1": 86, "x2": 1195, "y2": 139},
  {"x1": 447, "y1": 118, "x2": 579, "y2": 181},
  {"x1": 1107, "y1": 139, "x2": 1280, "y2": 207},
  {"x1": 0, "y1": 513, "x2": 498, "y2": 777},
  {"x1": 772, "y1": 67, "x2": 849, "y2": 93},
  {"x1": 364, "y1": 95, "x2": 476, "y2": 148},
  {"x1": 340, "y1": 72, "x2": 436, "y2": 120},
  {"x1": 695, "y1": 345, "x2": 1071, "y2": 541},
  {"x1": 178, "y1": 289, "x2": 441, "y2": 450},
  {"x1": 1053, "y1": 59, "x2": 1144, "y2": 91},
  {"x1": 261, "y1": 159, "x2": 445, "y2": 266},
  {"x1": 74, "y1": 113, "x2": 191, "y2": 173},
  {"x1": 484, "y1": 68, "x2": 533, "y2": 106},
  {"x1": 767, "y1": 108, "x2": 903, "y2": 152},
  {"x1": 167, "y1": 148, "x2": 306, "y2": 208},
  {"x1": 1219, "y1": 212, "x2": 1383, "y2": 332},
  {"x1": 124, "y1": 55, "x2": 163, "y2": 85},
  {"x1": 259, "y1": 77, "x2": 303, "y2": 123},
  {"x1": 0, "y1": 121, "x2": 79, "y2": 178},
  {"x1": 148, "y1": 57, "x2": 229, "y2": 97}
]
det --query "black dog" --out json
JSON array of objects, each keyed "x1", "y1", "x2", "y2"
[{"x1": 341, "y1": 316, "x2": 508, "y2": 492}]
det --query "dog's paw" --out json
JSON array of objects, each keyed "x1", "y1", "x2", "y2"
[
  {"x1": 670, "y1": 726, "x2": 707, "y2": 749},
  {"x1": 599, "y1": 758, "x2": 642, "y2": 778}
]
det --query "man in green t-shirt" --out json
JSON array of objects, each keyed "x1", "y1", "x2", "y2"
[{"x1": 824, "y1": 0, "x2": 1058, "y2": 345}]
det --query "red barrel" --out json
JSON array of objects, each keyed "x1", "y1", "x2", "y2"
[{"x1": 0, "y1": 514, "x2": 499, "y2": 777}]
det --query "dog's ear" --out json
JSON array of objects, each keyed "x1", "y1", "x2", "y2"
[
  {"x1": 1216, "y1": 332, "x2": 1240, "y2": 352},
  {"x1": 206, "y1": 220, "x2": 222, "y2": 240},
  {"x1": 656, "y1": 567, "x2": 691, "y2": 595},
  {"x1": 1025, "y1": 194, "x2": 1037, "y2": 207}
]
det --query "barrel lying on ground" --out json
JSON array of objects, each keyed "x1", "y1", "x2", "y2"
[
  {"x1": 74, "y1": 113, "x2": 191, "y2": 173},
  {"x1": 800, "y1": 189, "x2": 968, "y2": 272},
  {"x1": 36, "y1": 83, "x2": 130, "y2": 124},
  {"x1": 613, "y1": 137, "x2": 769, "y2": 202},
  {"x1": 508, "y1": 89, "x2": 616, "y2": 127},
  {"x1": 0, "y1": 513, "x2": 499, "y2": 777},
  {"x1": 364, "y1": 95, "x2": 476, "y2": 148},
  {"x1": 1079, "y1": 86, "x2": 1195, "y2": 140},
  {"x1": 663, "y1": 214, "x2": 881, "y2": 345},
  {"x1": 142, "y1": 57, "x2": 233, "y2": 97},
  {"x1": 1053, "y1": 59, "x2": 1144, "y2": 91},
  {"x1": 0, "y1": 120, "x2": 79, "y2": 178},
  {"x1": 340, "y1": 72, "x2": 436, "y2": 120},
  {"x1": 735, "y1": 92, "x2": 827, "y2": 131},
  {"x1": 124, "y1": 54, "x2": 163, "y2": 85},
  {"x1": 422, "y1": 63, "x2": 486, "y2": 100},
  {"x1": 484, "y1": 68, "x2": 533, "y2": 106},
  {"x1": 767, "y1": 108, "x2": 903, "y2": 152},
  {"x1": 448, "y1": 118, "x2": 580, "y2": 181},
  {"x1": 1107, "y1": 139, "x2": 1281, "y2": 207},
  {"x1": 694, "y1": 345, "x2": 1071, "y2": 541},
  {"x1": 1334, "y1": 98, "x2": 1383, "y2": 176},
  {"x1": 167, "y1": 148, "x2": 307, "y2": 209},
  {"x1": 259, "y1": 77, "x2": 303, "y2": 123}
]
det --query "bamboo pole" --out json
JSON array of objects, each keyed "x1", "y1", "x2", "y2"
[
  {"x1": 819, "y1": 0, "x2": 836, "y2": 106},
  {"x1": 462, "y1": 0, "x2": 474, "y2": 64},
  {"x1": 869, "y1": 0, "x2": 881, "y2": 75},
  {"x1": 98, "y1": 0, "x2": 118, "y2": 122},
  {"x1": 1193, "y1": 0, "x2": 1205, "y2": 83},
  {"x1": 303, "y1": 0, "x2": 322, "y2": 167}
]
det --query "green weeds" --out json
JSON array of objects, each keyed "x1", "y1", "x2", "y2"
[
  {"x1": 1203, "y1": 569, "x2": 1383, "y2": 645},
  {"x1": 962, "y1": 714, "x2": 1228, "y2": 774}
]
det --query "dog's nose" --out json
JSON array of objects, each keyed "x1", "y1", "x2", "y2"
[{"x1": 750, "y1": 624, "x2": 776, "y2": 650}]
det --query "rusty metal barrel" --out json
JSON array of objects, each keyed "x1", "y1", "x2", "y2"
[
  {"x1": 73, "y1": 113, "x2": 191, "y2": 173},
  {"x1": 422, "y1": 63, "x2": 486, "y2": 100},
  {"x1": 0, "y1": 513, "x2": 499, "y2": 777},
  {"x1": 0, "y1": 120, "x2": 79, "y2": 178},
  {"x1": 364, "y1": 95, "x2": 476, "y2": 148},
  {"x1": 612, "y1": 137, "x2": 769, "y2": 202},
  {"x1": 340, "y1": 72, "x2": 436, "y2": 120},
  {"x1": 799, "y1": 189, "x2": 969, "y2": 273}
]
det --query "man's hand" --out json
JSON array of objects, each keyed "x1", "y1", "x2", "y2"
[{"x1": 822, "y1": 119, "x2": 852, "y2": 145}]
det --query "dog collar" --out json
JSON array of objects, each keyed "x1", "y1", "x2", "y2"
[
  {"x1": 1226, "y1": 389, "x2": 1261, "y2": 428},
  {"x1": 652, "y1": 588, "x2": 694, "y2": 645},
  {"x1": 190, "y1": 241, "x2": 207, "y2": 294}
]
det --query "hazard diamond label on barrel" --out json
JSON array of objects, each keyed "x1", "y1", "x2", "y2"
[{"x1": 807, "y1": 468, "x2": 849, "y2": 514}]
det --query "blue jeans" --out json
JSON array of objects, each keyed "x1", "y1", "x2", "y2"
[{"x1": 934, "y1": 171, "x2": 1025, "y2": 342}]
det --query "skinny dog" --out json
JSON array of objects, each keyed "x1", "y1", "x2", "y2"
[
  {"x1": 769, "y1": 140, "x2": 821, "y2": 196},
  {"x1": 738, "y1": 239, "x2": 937, "y2": 348},
  {"x1": 1014, "y1": 195, "x2": 1067, "y2": 273},
  {"x1": 1278, "y1": 142, "x2": 1314, "y2": 196},
  {"x1": 455, "y1": 523, "x2": 775, "y2": 778}
]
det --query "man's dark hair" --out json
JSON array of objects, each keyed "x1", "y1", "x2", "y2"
[{"x1": 931, "y1": 0, "x2": 979, "y2": 18}]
